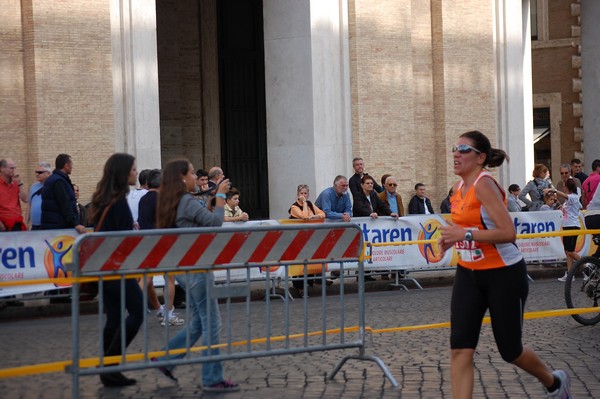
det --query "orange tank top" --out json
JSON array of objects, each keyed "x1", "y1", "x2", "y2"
[{"x1": 450, "y1": 171, "x2": 523, "y2": 270}]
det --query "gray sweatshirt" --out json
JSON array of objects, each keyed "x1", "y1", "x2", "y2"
[{"x1": 175, "y1": 193, "x2": 224, "y2": 228}]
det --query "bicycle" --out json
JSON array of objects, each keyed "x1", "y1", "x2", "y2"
[{"x1": 564, "y1": 235, "x2": 600, "y2": 325}]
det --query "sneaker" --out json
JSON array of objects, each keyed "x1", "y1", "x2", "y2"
[
  {"x1": 156, "y1": 305, "x2": 165, "y2": 320},
  {"x1": 151, "y1": 357, "x2": 178, "y2": 383},
  {"x1": 557, "y1": 272, "x2": 568, "y2": 282},
  {"x1": 204, "y1": 379, "x2": 240, "y2": 392},
  {"x1": 161, "y1": 314, "x2": 185, "y2": 326},
  {"x1": 547, "y1": 370, "x2": 571, "y2": 398}
]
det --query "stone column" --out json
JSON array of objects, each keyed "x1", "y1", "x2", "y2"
[
  {"x1": 110, "y1": 0, "x2": 162, "y2": 171},
  {"x1": 263, "y1": 0, "x2": 352, "y2": 218},
  {"x1": 494, "y1": 0, "x2": 533, "y2": 189},
  {"x1": 581, "y1": 0, "x2": 600, "y2": 172}
]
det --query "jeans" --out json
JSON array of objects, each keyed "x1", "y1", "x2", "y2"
[{"x1": 160, "y1": 271, "x2": 223, "y2": 386}]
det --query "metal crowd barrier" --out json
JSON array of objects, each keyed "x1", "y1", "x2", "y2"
[{"x1": 68, "y1": 223, "x2": 397, "y2": 397}]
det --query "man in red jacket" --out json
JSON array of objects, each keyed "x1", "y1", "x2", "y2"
[{"x1": 0, "y1": 159, "x2": 28, "y2": 231}]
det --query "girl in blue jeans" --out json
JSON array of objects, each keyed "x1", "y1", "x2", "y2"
[{"x1": 154, "y1": 158, "x2": 238, "y2": 393}]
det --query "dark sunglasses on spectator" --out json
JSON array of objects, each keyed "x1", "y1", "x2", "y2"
[
  {"x1": 387, "y1": 183, "x2": 397, "y2": 187},
  {"x1": 452, "y1": 144, "x2": 481, "y2": 154},
  {"x1": 560, "y1": 172, "x2": 569, "y2": 175},
  {"x1": 35, "y1": 171, "x2": 47, "y2": 174}
]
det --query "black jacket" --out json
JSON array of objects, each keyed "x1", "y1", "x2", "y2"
[
  {"x1": 352, "y1": 190, "x2": 391, "y2": 217},
  {"x1": 41, "y1": 170, "x2": 79, "y2": 229},
  {"x1": 408, "y1": 195, "x2": 434, "y2": 215},
  {"x1": 349, "y1": 173, "x2": 383, "y2": 197}
]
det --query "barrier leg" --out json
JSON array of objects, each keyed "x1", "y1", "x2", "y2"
[
  {"x1": 329, "y1": 353, "x2": 399, "y2": 388},
  {"x1": 389, "y1": 271, "x2": 409, "y2": 291},
  {"x1": 268, "y1": 278, "x2": 286, "y2": 301},
  {"x1": 329, "y1": 260, "x2": 399, "y2": 387},
  {"x1": 397, "y1": 271, "x2": 423, "y2": 290}
]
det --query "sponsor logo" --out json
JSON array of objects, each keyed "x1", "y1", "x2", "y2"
[
  {"x1": 417, "y1": 219, "x2": 443, "y2": 264},
  {"x1": 43, "y1": 235, "x2": 75, "y2": 287}
]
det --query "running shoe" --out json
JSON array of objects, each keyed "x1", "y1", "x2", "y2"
[
  {"x1": 204, "y1": 379, "x2": 240, "y2": 392},
  {"x1": 156, "y1": 305, "x2": 165, "y2": 320},
  {"x1": 547, "y1": 370, "x2": 572, "y2": 398},
  {"x1": 150, "y1": 357, "x2": 178, "y2": 383},
  {"x1": 161, "y1": 314, "x2": 185, "y2": 326},
  {"x1": 557, "y1": 272, "x2": 573, "y2": 282}
]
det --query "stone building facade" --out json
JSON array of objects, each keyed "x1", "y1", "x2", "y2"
[
  {"x1": 2, "y1": 0, "x2": 598, "y2": 219},
  {"x1": 531, "y1": 0, "x2": 582, "y2": 180}
]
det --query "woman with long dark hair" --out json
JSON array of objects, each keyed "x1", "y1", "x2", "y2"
[
  {"x1": 152, "y1": 158, "x2": 239, "y2": 393},
  {"x1": 439, "y1": 131, "x2": 571, "y2": 398},
  {"x1": 89, "y1": 153, "x2": 143, "y2": 387}
]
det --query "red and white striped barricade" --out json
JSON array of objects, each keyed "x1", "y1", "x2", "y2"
[{"x1": 68, "y1": 223, "x2": 398, "y2": 397}]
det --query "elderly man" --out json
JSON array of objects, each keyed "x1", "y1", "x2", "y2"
[
  {"x1": 315, "y1": 175, "x2": 352, "y2": 222},
  {"x1": 378, "y1": 175, "x2": 404, "y2": 216},
  {"x1": 207, "y1": 166, "x2": 224, "y2": 191},
  {"x1": 0, "y1": 159, "x2": 28, "y2": 231},
  {"x1": 555, "y1": 164, "x2": 582, "y2": 206},
  {"x1": 349, "y1": 157, "x2": 383, "y2": 196},
  {"x1": 28, "y1": 161, "x2": 52, "y2": 230},
  {"x1": 41, "y1": 154, "x2": 87, "y2": 233}
]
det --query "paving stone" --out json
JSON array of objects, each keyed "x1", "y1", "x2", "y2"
[{"x1": 2, "y1": 277, "x2": 599, "y2": 398}]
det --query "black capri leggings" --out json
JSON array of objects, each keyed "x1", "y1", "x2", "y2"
[
  {"x1": 450, "y1": 259, "x2": 528, "y2": 363},
  {"x1": 562, "y1": 226, "x2": 579, "y2": 252},
  {"x1": 585, "y1": 214, "x2": 600, "y2": 257}
]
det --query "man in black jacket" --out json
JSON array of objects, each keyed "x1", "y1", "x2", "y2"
[
  {"x1": 41, "y1": 153, "x2": 87, "y2": 233},
  {"x1": 408, "y1": 183, "x2": 434, "y2": 215}
]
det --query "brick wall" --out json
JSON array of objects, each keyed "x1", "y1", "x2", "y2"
[
  {"x1": 348, "y1": 0, "x2": 498, "y2": 209},
  {"x1": 532, "y1": 0, "x2": 580, "y2": 166},
  {"x1": 1, "y1": 0, "x2": 115, "y2": 206},
  {"x1": 1, "y1": 0, "x2": 27, "y2": 185}
]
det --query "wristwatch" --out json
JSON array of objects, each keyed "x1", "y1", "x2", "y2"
[{"x1": 464, "y1": 230, "x2": 473, "y2": 242}]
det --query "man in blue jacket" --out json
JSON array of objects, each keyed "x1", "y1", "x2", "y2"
[
  {"x1": 315, "y1": 175, "x2": 352, "y2": 222},
  {"x1": 41, "y1": 153, "x2": 87, "y2": 233}
]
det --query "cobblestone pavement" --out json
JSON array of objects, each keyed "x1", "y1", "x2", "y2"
[{"x1": 1, "y1": 278, "x2": 599, "y2": 398}]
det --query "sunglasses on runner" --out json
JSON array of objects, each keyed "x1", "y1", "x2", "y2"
[{"x1": 452, "y1": 144, "x2": 481, "y2": 154}]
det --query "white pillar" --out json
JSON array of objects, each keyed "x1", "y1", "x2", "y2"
[
  {"x1": 263, "y1": 0, "x2": 352, "y2": 218},
  {"x1": 495, "y1": 0, "x2": 533, "y2": 188},
  {"x1": 110, "y1": 0, "x2": 162, "y2": 172},
  {"x1": 581, "y1": 0, "x2": 600, "y2": 172}
]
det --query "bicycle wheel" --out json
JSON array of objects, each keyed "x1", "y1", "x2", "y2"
[{"x1": 564, "y1": 256, "x2": 600, "y2": 325}]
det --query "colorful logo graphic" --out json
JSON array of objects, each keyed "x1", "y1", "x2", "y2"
[
  {"x1": 418, "y1": 220, "x2": 444, "y2": 264},
  {"x1": 43, "y1": 235, "x2": 75, "y2": 287}
]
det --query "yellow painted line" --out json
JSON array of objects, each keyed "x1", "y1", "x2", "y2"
[
  {"x1": 0, "y1": 326, "x2": 361, "y2": 379},
  {"x1": 2, "y1": 307, "x2": 598, "y2": 379},
  {"x1": 369, "y1": 307, "x2": 600, "y2": 334}
]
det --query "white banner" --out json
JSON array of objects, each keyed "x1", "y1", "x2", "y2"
[
  {"x1": 0, "y1": 229, "x2": 79, "y2": 297},
  {"x1": 1, "y1": 212, "x2": 595, "y2": 297}
]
